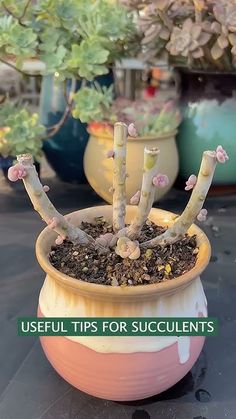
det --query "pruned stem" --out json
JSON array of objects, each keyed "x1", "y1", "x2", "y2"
[
  {"x1": 141, "y1": 150, "x2": 217, "y2": 248},
  {"x1": 17, "y1": 154, "x2": 104, "y2": 250},
  {"x1": 112, "y1": 122, "x2": 128, "y2": 232},
  {"x1": 125, "y1": 147, "x2": 160, "y2": 239}
]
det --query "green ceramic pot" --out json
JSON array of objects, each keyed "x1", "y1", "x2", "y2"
[{"x1": 176, "y1": 69, "x2": 236, "y2": 184}]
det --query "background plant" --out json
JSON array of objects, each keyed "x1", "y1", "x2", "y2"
[
  {"x1": 0, "y1": 101, "x2": 45, "y2": 160},
  {"x1": 120, "y1": 0, "x2": 236, "y2": 70},
  {"x1": 88, "y1": 96, "x2": 181, "y2": 135},
  {"x1": 0, "y1": 0, "x2": 137, "y2": 152}
]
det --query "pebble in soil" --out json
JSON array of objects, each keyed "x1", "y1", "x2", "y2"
[{"x1": 49, "y1": 217, "x2": 198, "y2": 287}]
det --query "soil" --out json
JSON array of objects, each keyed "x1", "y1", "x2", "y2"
[{"x1": 49, "y1": 216, "x2": 198, "y2": 286}]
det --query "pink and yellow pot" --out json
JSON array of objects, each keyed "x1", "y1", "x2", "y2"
[{"x1": 36, "y1": 205, "x2": 211, "y2": 401}]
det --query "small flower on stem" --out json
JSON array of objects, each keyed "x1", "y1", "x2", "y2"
[
  {"x1": 130, "y1": 190, "x2": 141, "y2": 205},
  {"x1": 115, "y1": 237, "x2": 141, "y2": 260},
  {"x1": 107, "y1": 149, "x2": 115, "y2": 158},
  {"x1": 128, "y1": 123, "x2": 138, "y2": 137},
  {"x1": 55, "y1": 235, "x2": 65, "y2": 245},
  {"x1": 152, "y1": 173, "x2": 169, "y2": 188},
  {"x1": 197, "y1": 208, "x2": 208, "y2": 222},
  {"x1": 215, "y1": 145, "x2": 229, "y2": 163},
  {"x1": 8, "y1": 164, "x2": 27, "y2": 182},
  {"x1": 43, "y1": 185, "x2": 50, "y2": 192},
  {"x1": 185, "y1": 174, "x2": 197, "y2": 191}
]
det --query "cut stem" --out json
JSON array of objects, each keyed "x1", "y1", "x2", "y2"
[
  {"x1": 112, "y1": 122, "x2": 128, "y2": 232},
  {"x1": 126, "y1": 147, "x2": 160, "y2": 239},
  {"x1": 17, "y1": 154, "x2": 101, "y2": 249},
  {"x1": 141, "y1": 150, "x2": 217, "y2": 247}
]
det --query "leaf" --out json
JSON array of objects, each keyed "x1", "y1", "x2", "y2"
[
  {"x1": 217, "y1": 34, "x2": 229, "y2": 49},
  {"x1": 211, "y1": 40, "x2": 224, "y2": 60}
]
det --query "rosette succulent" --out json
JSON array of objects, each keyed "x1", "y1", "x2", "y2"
[
  {"x1": 0, "y1": 0, "x2": 137, "y2": 124},
  {"x1": 166, "y1": 18, "x2": 211, "y2": 60},
  {"x1": 121, "y1": 0, "x2": 236, "y2": 70}
]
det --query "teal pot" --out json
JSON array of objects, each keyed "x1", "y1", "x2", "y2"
[
  {"x1": 39, "y1": 73, "x2": 113, "y2": 183},
  {"x1": 176, "y1": 69, "x2": 236, "y2": 184}
]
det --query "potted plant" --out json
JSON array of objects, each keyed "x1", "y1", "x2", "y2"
[
  {"x1": 0, "y1": 0, "x2": 136, "y2": 182},
  {"x1": 7, "y1": 121, "x2": 228, "y2": 401},
  {"x1": 0, "y1": 101, "x2": 44, "y2": 179},
  {"x1": 121, "y1": 0, "x2": 236, "y2": 186},
  {"x1": 83, "y1": 95, "x2": 181, "y2": 203}
]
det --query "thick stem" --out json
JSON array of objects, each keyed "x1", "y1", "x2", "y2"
[
  {"x1": 112, "y1": 122, "x2": 128, "y2": 232},
  {"x1": 141, "y1": 150, "x2": 217, "y2": 248},
  {"x1": 17, "y1": 154, "x2": 101, "y2": 249},
  {"x1": 126, "y1": 147, "x2": 160, "y2": 239}
]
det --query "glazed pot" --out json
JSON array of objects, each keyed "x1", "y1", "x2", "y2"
[
  {"x1": 39, "y1": 72, "x2": 113, "y2": 183},
  {"x1": 36, "y1": 205, "x2": 210, "y2": 401},
  {"x1": 83, "y1": 128, "x2": 179, "y2": 203},
  {"x1": 176, "y1": 69, "x2": 236, "y2": 184}
]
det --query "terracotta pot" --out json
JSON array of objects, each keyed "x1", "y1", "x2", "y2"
[
  {"x1": 83, "y1": 129, "x2": 179, "y2": 203},
  {"x1": 36, "y1": 205, "x2": 211, "y2": 401}
]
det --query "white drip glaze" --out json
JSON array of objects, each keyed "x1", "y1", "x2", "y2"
[{"x1": 39, "y1": 276, "x2": 207, "y2": 362}]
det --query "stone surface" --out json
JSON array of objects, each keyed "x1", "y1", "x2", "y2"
[{"x1": 0, "y1": 174, "x2": 236, "y2": 419}]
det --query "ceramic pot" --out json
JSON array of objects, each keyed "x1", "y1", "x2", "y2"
[
  {"x1": 39, "y1": 73, "x2": 113, "y2": 183},
  {"x1": 36, "y1": 205, "x2": 210, "y2": 401},
  {"x1": 176, "y1": 69, "x2": 236, "y2": 184},
  {"x1": 83, "y1": 128, "x2": 179, "y2": 203}
]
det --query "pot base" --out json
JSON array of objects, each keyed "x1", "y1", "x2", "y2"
[{"x1": 39, "y1": 308, "x2": 204, "y2": 401}]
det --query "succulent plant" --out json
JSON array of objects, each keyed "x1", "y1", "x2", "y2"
[
  {"x1": 121, "y1": 0, "x2": 236, "y2": 70},
  {"x1": 0, "y1": 0, "x2": 136, "y2": 122},
  {"x1": 86, "y1": 96, "x2": 181, "y2": 135},
  {"x1": 210, "y1": 1, "x2": 236, "y2": 60},
  {"x1": 7, "y1": 126, "x2": 229, "y2": 263},
  {"x1": 166, "y1": 18, "x2": 211, "y2": 60},
  {"x1": 0, "y1": 102, "x2": 45, "y2": 160}
]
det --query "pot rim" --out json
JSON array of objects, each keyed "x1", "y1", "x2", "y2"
[
  {"x1": 87, "y1": 127, "x2": 177, "y2": 142},
  {"x1": 36, "y1": 206, "x2": 211, "y2": 298}
]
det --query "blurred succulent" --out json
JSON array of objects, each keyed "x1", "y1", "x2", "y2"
[
  {"x1": 0, "y1": 102, "x2": 45, "y2": 160},
  {"x1": 87, "y1": 96, "x2": 181, "y2": 136},
  {"x1": 210, "y1": 1, "x2": 236, "y2": 60},
  {"x1": 0, "y1": 0, "x2": 137, "y2": 122},
  {"x1": 166, "y1": 18, "x2": 211, "y2": 60},
  {"x1": 72, "y1": 85, "x2": 113, "y2": 123},
  {"x1": 122, "y1": 0, "x2": 236, "y2": 70}
]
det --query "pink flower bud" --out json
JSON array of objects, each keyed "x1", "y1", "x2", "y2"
[
  {"x1": 130, "y1": 190, "x2": 141, "y2": 205},
  {"x1": 107, "y1": 149, "x2": 115, "y2": 158},
  {"x1": 47, "y1": 217, "x2": 58, "y2": 229},
  {"x1": 185, "y1": 174, "x2": 197, "y2": 191},
  {"x1": 55, "y1": 235, "x2": 64, "y2": 245},
  {"x1": 152, "y1": 173, "x2": 169, "y2": 188},
  {"x1": 128, "y1": 123, "x2": 138, "y2": 137},
  {"x1": 43, "y1": 185, "x2": 50, "y2": 192},
  {"x1": 197, "y1": 208, "x2": 208, "y2": 222},
  {"x1": 7, "y1": 164, "x2": 27, "y2": 182},
  {"x1": 215, "y1": 145, "x2": 229, "y2": 164}
]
